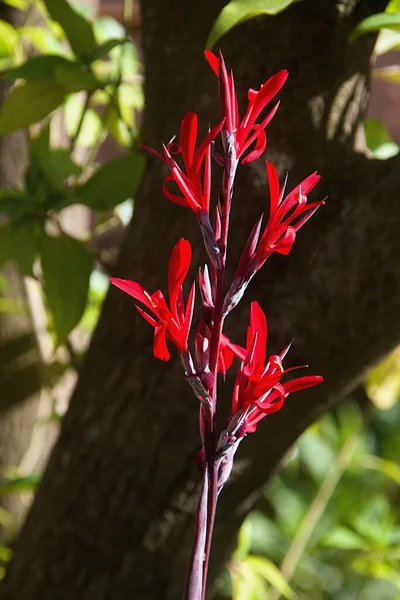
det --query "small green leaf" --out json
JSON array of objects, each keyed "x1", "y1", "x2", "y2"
[
  {"x1": 364, "y1": 118, "x2": 399, "y2": 161},
  {"x1": 0, "y1": 19, "x2": 19, "y2": 59},
  {"x1": 0, "y1": 80, "x2": 66, "y2": 134},
  {"x1": 43, "y1": 0, "x2": 97, "y2": 60},
  {"x1": 245, "y1": 555, "x2": 296, "y2": 599},
  {"x1": 350, "y1": 13, "x2": 400, "y2": 43},
  {"x1": 322, "y1": 526, "x2": 367, "y2": 550},
  {"x1": 233, "y1": 520, "x2": 253, "y2": 560},
  {"x1": 206, "y1": 0, "x2": 297, "y2": 49},
  {"x1": 40, "y1": 234, "x2": 92, "y2": 344},
  {"x1": 74, "y1": 152, "x2": 145, "y2": 210},
  {"x1": 0, "y1": 473, "x2": 41, "y2": 496},
  {"x1": 2, "y1": 55, "x2": 71, "y2": 81},
  {"x1": 88, "y1": 38, "x2": 126, "y2": 62}
]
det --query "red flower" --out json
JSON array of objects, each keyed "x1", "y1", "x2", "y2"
[
  {"x1": 205, "y1": 50, "x2": 288, "y2": 164},
  {"x1": 110, "y1": 239, "x2": 195, "y2": 362},
  {"x1": 255, "y1": 161, "x2": 322, "y2": 261},
  {"x1": 143, "y1": 112, "x2": 224, "y2": 217},
  {"x1": 231, "y1": 302, "x2": 323, "y2": 434}
]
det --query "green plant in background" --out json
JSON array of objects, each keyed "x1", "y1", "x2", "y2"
[
  {"x1": 0, "y1": 0, "x2": 145, "y2": 346},
  {"x1": 216, "y1": 399, "x2": 400, "y2": 600}
]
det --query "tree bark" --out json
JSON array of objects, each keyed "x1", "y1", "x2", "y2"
[{"x1": 2, "y1": 0, "x2": 399, "y2": 599}]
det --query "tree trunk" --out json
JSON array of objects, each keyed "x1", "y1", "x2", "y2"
[{"x1": 2, "y1": 0, "x2": 399, "y2": 598}]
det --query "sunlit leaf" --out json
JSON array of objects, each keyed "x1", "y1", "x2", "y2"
[
  {"x1": 350, "y1": 13, "x2": 400, "y2": 43},
  {"x1": 365, "y1": 347, "x2": 400, "y2": 409},
  {"x1": 206, "y1": 0, "x2": 297, "y2": 49},
  {"x1": 18, "y1": 26, "x2": 67, "y2": 56},
  {"x1": 245, "y1": 555, "x2": 296, "y2": 599},
  {"x1": 0, "y1": 20, "x2": 19, "y2": 60},
  {"x1": 322, "y1": 526, "x2": 367, "y2": 550}
]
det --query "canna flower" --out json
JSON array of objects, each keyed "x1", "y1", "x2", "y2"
[
  {"x1": 142, "y1": 112, "x2": 224, "y2": 217},
  {"x1": 110, "y1": 239, "x2": 195, "y2": 362},
  {"x1": 205, "y1": 50, "x2": 288, "y2": 164},
  {"x1": 253, "y1": 161, "x2": 323, "y2": 264},
  {"x1": 224, "y1": 161, "x2": 323, "y2": 314},
  {"x1": 230, "y1": 302, "x2": 323, "y2": 435}
]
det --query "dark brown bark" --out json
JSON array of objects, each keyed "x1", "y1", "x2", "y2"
[{"x1": 1, "y1": 0, "x2": 399, "y2": 598}]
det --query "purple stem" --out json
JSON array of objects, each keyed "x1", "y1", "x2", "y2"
[{"x1": 184, "y1": 469, "x2": 209, "y2": 600}]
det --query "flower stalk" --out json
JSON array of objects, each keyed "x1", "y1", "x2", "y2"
[{"x1": 111, "y1": 50, "x2": 324, "y2": 600}]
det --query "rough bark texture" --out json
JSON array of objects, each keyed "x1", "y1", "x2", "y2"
[{"x1": 1, "y1": 0, "x2": 399, "y2": 598}]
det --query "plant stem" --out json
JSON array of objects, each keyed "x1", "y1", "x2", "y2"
[
  {"x1": 184, "y1": 469, "x2": 209, "y2": 600},
  {"x1": 269, "y1": 432, "x2": 361, "y2": 600},
  {"x1": 69, "y1": 92, "x2": 92, "y2": 152}
]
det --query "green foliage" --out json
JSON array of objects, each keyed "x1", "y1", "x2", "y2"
[
  {"x1": 74, "y1": 152, "x2": 145, "y2": 210},
  {"x1": 364, "y1": 118, "x2": 399, "y2": 161},
  {"x1": 0, "y1": 80, "x2": 66, "y2": 133},
  {"x1": 220, "y1": 398, "x2": 400, "y2": 600},
  {"x1": 350, "y1": 13, "x2": 400, "y2": 43},
  {"x1": 40, "y1": 233, "x2": 93, "y2": 344},
  {"x1": 206, "y1": 0, "x2": 297, "y2": 49},
  {"x1": 42, "y1": 0, "x2": 97, "y2": 60}
]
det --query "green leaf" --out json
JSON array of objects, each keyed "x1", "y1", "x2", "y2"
[
  {"x1": 322, "y1": 526, "x2": 367, "y2": 550},
  {"x1": 350, "y1": 13, "x2": 400, "y2": 43},
  {"x1": 87, "y1": 38, "x2": 126, "y2": 62},
  {"x1": 54, "y1": 61, "x2": 98, "y2": 91},
  {"x1": 206, "y1": 0, "x2": 297, "y2": 49},
  {"x1": 11, "y1": 219, "x2": 39, "y2": 276},
  {"x1": 2, "y1": 0, "x2": 30, "y2": 7},
  {"x1": 0, "y1": 191, "x2": 35, "y2": 221},
  {"x1": 0, "y1": 80, "x2": 66, "y2": 134},
  {"x1": 40, "y1": 150, "x2": 81, "y2": 190},
  {"x1": 74, "y1": 152, "x2": 145, "y2": 210},
  {"x1": 245, "y1": 556, "x2": 296, "y2": 599},
  {"x1": 40, "y1": 234, "x2": 92, "y2": 344},
  {"x1": 0, "y1": 473, "x2": 41, "y2": 496},
  {"x1": 364, "y1": 118, "x2": 399, "y2": 161},
  {"x1": 357, "y1": 455, "x2": 400, "y2": 486},
  {"x1": 0, "y1": 225, "x2": 12, "y2": 267},
  {"x1": 2, "y1": 55, "x2": 71, "y2": 81},
  {"x1": 43, "y1": 0, "x2": 97, "y2": 60},
  {"x1": 17, "y1": 26, "x2": 67, "y2": 56},
  {"x1": 0, "y1": 19, "x2": 19, "y2": 59},
  {"x1": 233, "y1": 520, "x2": 253, "y2": 560}
]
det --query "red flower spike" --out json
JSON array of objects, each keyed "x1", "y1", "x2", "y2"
[
  {"x1": 205, "y1": 50, "x2": 288, "y2": 164},
  {"x1": 230, "y1": 302, "x2": 323, "y2": 434},
  {"x1": 110, "y1": 239, "x2": 195, "y2": 362}
]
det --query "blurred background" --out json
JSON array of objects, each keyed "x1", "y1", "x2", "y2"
[{"x1": 0, "y1": 1, "x2": 400, "y2": 598}]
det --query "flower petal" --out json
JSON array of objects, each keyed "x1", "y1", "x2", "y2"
[{"x1": 168, "y1": 238, "x2": 192, "y2": 315}]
